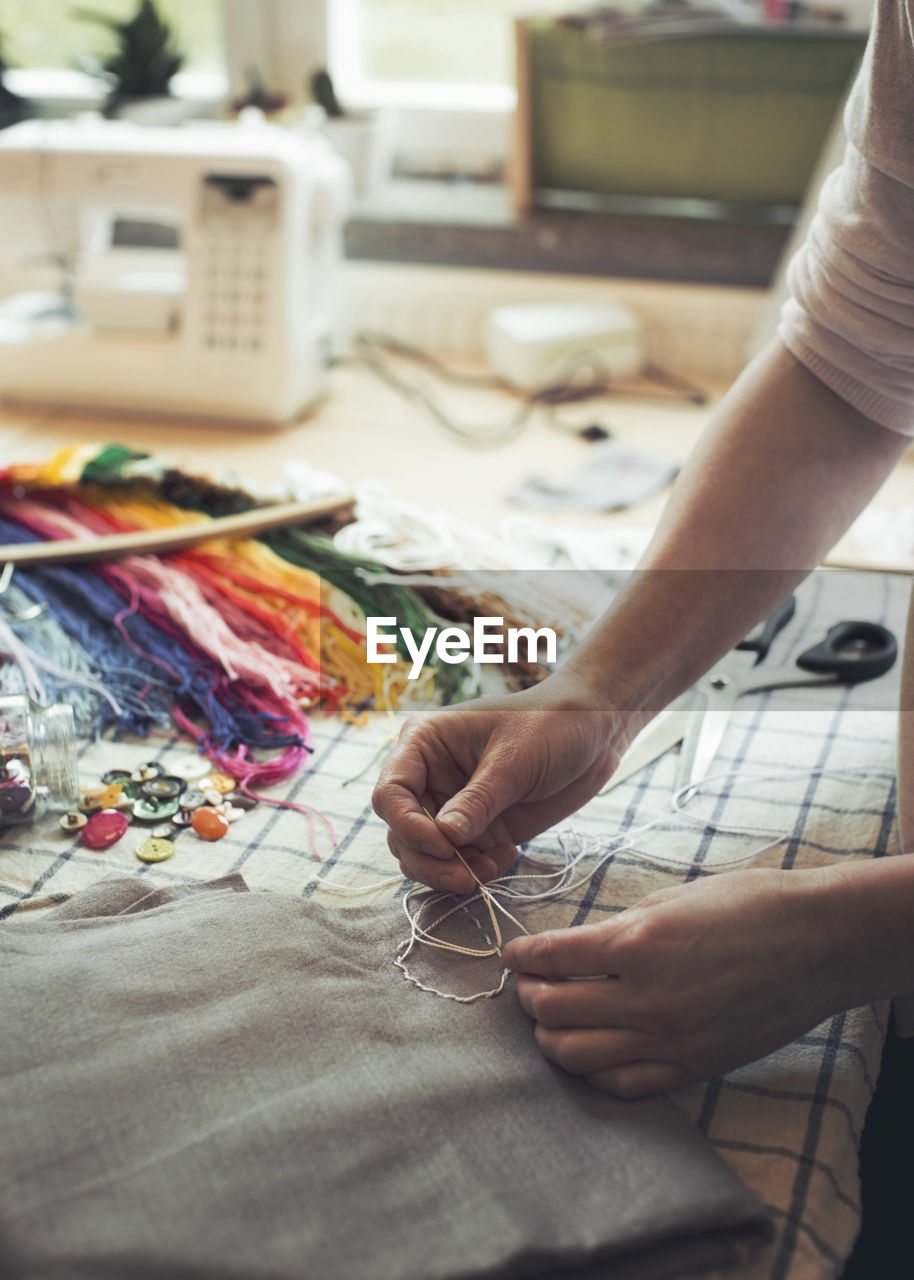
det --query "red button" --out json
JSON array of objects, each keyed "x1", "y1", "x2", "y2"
[{"x1": 82, "y1": 808, "x2": 130, "y2": 850}]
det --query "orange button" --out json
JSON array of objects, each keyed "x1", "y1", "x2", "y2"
[
  {"x1": 199, "y1": 772, "x2": 235, "y2": 795},
  {"x1": 191, "y1": 806, "x2": 230, "y2": 841}
]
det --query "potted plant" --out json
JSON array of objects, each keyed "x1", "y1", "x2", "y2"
[
  {"x1": 308, "y1": 67, "x2": 395, "y2": 200},
  {"x1": 75, "y1": 0, "x2": 188, "y2": 123},
  {"x1": 229, "y1": 67, "x2": 291, "y2": 120}
]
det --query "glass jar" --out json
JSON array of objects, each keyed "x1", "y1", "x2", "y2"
[{"x1": 0, "y1": 695, "x2": 79, "y2": 827}]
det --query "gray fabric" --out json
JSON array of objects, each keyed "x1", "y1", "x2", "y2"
[{"x1": 0, "y1": 877, "x2": 772, "y2": 1280}]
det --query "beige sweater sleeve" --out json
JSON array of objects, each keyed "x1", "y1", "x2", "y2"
[{"x1": 778, "y1": 0, "x2": 914, "y2": 435}]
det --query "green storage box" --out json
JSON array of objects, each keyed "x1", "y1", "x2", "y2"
[{"x1": 524, "y1": 22, "x2": 866, "y2": 207}]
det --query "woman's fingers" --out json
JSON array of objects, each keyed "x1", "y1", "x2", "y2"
[
  {"x1": 389, "y1": 831, "x2": 518, "y2": 893},
  {"x1": 587, "y1": 1062, "x2": 693, "y2": 1099},
  {"x1": 530, "y1": 1021, "x2": 695, "y2": 1097},
  {"x1": 515, "y1": 974, "x2": 636, "y2": 1029},
  {"x1": 503, "y1": 919, "x2": 624, "y2": 980},
  {"x1": 374, "y1": 789, "x2": 459, "y2": 862},
  {"x1": 533, "y1": 1025, "x2": 659, "y2": 1077}
]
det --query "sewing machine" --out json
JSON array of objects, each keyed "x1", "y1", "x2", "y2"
[{"x1": 0, "y1": 118, "x2": 349, "y2": 428}]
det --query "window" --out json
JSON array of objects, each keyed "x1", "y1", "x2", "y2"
[
  {"x1": 331, "y1": 0, "x2": 519, "y2": 95},
  {"x1": 1, "y1": 0, "x2": 225, "y2": 104},
  {"x1": 1, "y1": 0, "x2": 513, "y2": 176},
  {"x1": 327, "y1": 0, "x2": 517, "y2": 177},
  {"x1": 222, "y1": 0, "x2": 517, "y2": 178},
  {"x1": 1, "y1": 0, "x2": 222, "y2": 73}
]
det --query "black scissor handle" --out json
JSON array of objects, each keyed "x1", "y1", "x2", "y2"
[
  {"x1": 796, "y1": 620, "x2": 897, "y2": 683},
  {"x1": 737, "y1": 595, "x2": 797, "y2": 664}
]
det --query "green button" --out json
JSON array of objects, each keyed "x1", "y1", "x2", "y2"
[{"x1": 133, "y1": 797, "x2": 180, "y2": 822}]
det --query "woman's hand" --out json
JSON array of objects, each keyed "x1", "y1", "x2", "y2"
[
  {"x1": 371, "y1": 673, "x2": 626, "y2": 893},
  {"x1": 504, "y1": 867, "x2": 852, "y2": 1097}
]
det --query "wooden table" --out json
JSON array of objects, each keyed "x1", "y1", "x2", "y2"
[{"x1": 1, "y1": 363, "x2": 912, "y2": 571}]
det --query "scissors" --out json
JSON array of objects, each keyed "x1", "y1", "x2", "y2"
[{"x1": 608, "y1": 595, "x2": 897, "y2": 794}]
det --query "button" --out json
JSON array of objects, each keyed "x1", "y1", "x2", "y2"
[
  {"x1": 95, "y1": 783, "x2": 124, "y2": 810},
  {"x1": 180, "y1": 788, "x2": 209, "y2": 811},
  {"x1": 136, "y1": 837, "x2": 175, "y2": 864},
  {"x1": 227, "y1": 793, "x2": 258, "y2": 811},
  {"x1": 191, "y1": 806, "x2": 230, "y2": 841},
  {"x1": 151, "y1": 822, "x2": 177, "y2": 839},
  {"x1": 222, "y1": 803, "x2": 245, "y2": 824},
  {"x1": 132, "y1": 797, "x2": 180, "y2": 822},
  {"x1": 0, "y1": 781, "x2": 34, "y2": 817},
  {"x1": 82, "y1": 809, "x2": 129, "y2": 850},
  {"x1": 202, "y1": 789, "x2": 224, "y2": 807},
  {"x1": 141, "y1": 776, "x2": 185, "y2": 801},
  {"x1": 172, "y1": 811, "x2": 194, "y2": 827},
  {"x1": 78, "y1": 786, "x2": 114, "y2": 814},
  {"x1": 131, "y1": 762, "x2": 164, "y2": 782},
  {"x1": 169, "y1": 755, "x2": 212, "y2": 781},
  {"x1": 101, "y1": 769, "x2": 132, "y2": 785},
  {"x1": 59, "y1": 811, "x2": 87, "y2": 831},
  {"x1": 199, "y1": 772, "x2": 235, "y2": 795},
  {"x1": 77, "y1": 789, "x2": 103, "y2": 814}
]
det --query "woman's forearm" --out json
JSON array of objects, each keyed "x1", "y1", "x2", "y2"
[{"x1": 559, "y1": 341, "x2": 908, "y2": 736}]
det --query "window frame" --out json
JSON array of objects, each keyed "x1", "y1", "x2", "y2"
[
  {"x1": 5, "y1": 0, "x2": 513, "y2": 178},
  {"x1": 324, "y1": 0, "x2": 513, "y2": 176}
]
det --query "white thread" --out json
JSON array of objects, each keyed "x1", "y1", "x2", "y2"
[
  {"x1": 333, "y1": 480, "x2": 543, "y2": 573},
  {"x1": 395, "y1": 889, "x2": 511, "y2": 1003},
  {"x1": 0, "y1": 613, "x2": 47, "y2": 704},
  {"x1": 323, "y1": 763, "x2": 897, "y2": 1003},
  {"x1": 313, "y1": 872, "x2": 404, "y2": 895},
  {"x1": 332, "y1": 481, "x2": 603, "y2": 637},
  {"x1": 0, "y1": 631, "x2": 125, "y2": 717},
  {"x1": 414, "y1": 803, "x2": 530, "y2": 956}
]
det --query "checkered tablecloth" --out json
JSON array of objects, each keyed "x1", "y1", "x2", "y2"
[{"x1": 1, "y1": 568, "x2": 910, "y2": 1280}]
